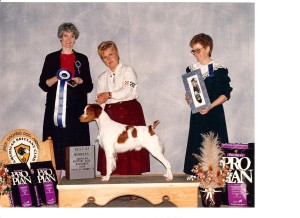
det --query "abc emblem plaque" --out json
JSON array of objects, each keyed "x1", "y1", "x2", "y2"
[{"x1": 65, "y1": 146, "x2": 95, "y2": 180}]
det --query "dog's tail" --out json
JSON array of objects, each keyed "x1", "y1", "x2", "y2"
[
  {"x1": 152, "y1": 120, "x2": 160, "y2": 129},
  {"x1": 148, "y1": 120, "x2": 160, "y2": 136}
]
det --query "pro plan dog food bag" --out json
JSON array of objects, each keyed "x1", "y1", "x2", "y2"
[
  {"x1": 30, "y1": 161, "x2": 58, "y2": 206},
  {"x1": 5, "y1": 163, "x2": 38, "y2": 207},
  {"x1": 221, "y1": 143, "x2": 255, "y2": 207}
]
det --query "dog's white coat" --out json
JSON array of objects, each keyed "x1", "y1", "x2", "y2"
[{"x1": 80, "y1": 104, "x2": 173, "y2": 181}]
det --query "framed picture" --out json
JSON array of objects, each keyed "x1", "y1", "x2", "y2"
[{"x1": 182, "y1": 69, "x2": 211, "y2": 114}]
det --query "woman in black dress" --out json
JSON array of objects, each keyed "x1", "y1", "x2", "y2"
[
  {"x1": 39, "y1": 23, "x2": 93, "y2": 182},
  {"x1": 183, "y1": 33, "x2": 233, "y2": 175}
]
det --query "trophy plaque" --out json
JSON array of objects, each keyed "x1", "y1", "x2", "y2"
[{"x1": 65, "y1": 145, "x2": 95, "y2": 180}]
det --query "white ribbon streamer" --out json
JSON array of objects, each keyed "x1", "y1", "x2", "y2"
[{"x1": 200, "y1": 188, "x2": 222, "y2": 206}]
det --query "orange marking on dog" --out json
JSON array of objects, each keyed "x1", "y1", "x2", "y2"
[
  {"x1": 92, "y1": 104, "x2": 102, "y2": 118},
  {"x1": 152, "y1": 120, "x2": 160, "y2": 129},
  {"x1": 148, "y1": 125, "x2": 155, "y2": 136},
  {"x1": 148, "y1": 120, "x2": 160, "y2": 136},
  {"x1": 126, "y1": 125, "x2": 133, "y2": 131},
  {"x1": 81, "y1": 104, "x2": 102, "y2": 123},
  {"x1": 117, "y1": 130, "x2": 128, "y2": 144},
  {"x1": 86, "y1": 107, "x2": 95, "y2": 119},
  {"x1": 132, "y1": 128, "x2": 137, "y2": 138}
]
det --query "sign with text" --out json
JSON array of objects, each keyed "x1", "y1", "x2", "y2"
[
  {"x1": 221, "y1": 143, "x2": 255, "y2": 207},
  {"x1": 65, "y1": 146, "x2": 95, "y2": 180}
]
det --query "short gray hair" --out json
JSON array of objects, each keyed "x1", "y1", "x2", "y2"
[{"x1": 57, "y1": 22, "x2": 79, "y2": 39}]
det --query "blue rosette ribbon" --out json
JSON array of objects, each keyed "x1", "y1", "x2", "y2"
[{"x1": 53, "y1": 69, "x2": 72, "y2": 128}]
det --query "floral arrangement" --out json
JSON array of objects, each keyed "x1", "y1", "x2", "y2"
[
  {"x1": 187, "y1": 132, "x2": 231, "y2": 189},
  {"x1": 0, "y1": 163, "x2": 12, "y2": 196}
]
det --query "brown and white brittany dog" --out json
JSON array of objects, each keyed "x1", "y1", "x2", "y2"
[{"x1": 79, "y1": 104, "x2": 173, "y2": 181}]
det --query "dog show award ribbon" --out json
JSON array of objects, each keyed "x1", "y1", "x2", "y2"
[
  {"x1": 53, "y1": 69, "x2": 72, "y2": 128},
  {"x1": 208, "y1": 63, "x2": 215, "y2": 77}
]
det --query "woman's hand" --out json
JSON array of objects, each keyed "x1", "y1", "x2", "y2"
[
  {"x1": 198, "y1": 95, "x2": 228, "y2": 115},
  {"x1": 46, "y1": 76, "x2": 59, "y2": 87},
  {"x1": 74, "y1": 77, "x2": 83, "y2": 84},
  {"x1": 198, "y1": 107, "x2": 211, "y2": 115},
  {"x1": 185, "y1": 93, "x2": 190, "y2": 105},
  {"x1": 96, "y1": 92, "x2": 110, "y2": 105},
  {"x1": 70, "y1": 77, "x2": 83, "y2": 86}
]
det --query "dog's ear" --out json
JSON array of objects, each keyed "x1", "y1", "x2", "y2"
[{"x1": 92, "y1": 104, "x2": 102, "y2": 118}]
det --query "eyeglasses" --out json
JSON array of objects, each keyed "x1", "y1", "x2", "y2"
[{"x1": 191, "y1": 47, "x2": 203, "y2": 55}]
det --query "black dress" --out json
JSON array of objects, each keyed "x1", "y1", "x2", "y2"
[
  {"x1": 183, "y1": 61, "x2": 233, "y2": 175},
  {"x1": 39, "y1": 50, "x2": 93, "y2": 170}
]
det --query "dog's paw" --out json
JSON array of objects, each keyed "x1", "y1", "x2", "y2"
[
  {"x1": 164, "y1": 172, "x2": 173, "y2": 181},
  {"x1": 101, "y1": 176, "x2": 110, "y2": 181}
]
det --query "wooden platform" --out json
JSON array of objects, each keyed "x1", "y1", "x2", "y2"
[{"x1": 57, "y1": 174, "x2": 199, "y2": 207}]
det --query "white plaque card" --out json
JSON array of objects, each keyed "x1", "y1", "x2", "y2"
[{"x1": 65, "y1": 146, "x2": 95, "y2": 180}]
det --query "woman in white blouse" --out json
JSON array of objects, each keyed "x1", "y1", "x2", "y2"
[{"x1": 96, "y1": 41, "x2": 150, "y2": 196}]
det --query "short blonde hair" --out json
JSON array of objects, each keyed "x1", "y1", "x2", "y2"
[{"x1": 97, "y1": 40, "x2": 119, "y2": 60}]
